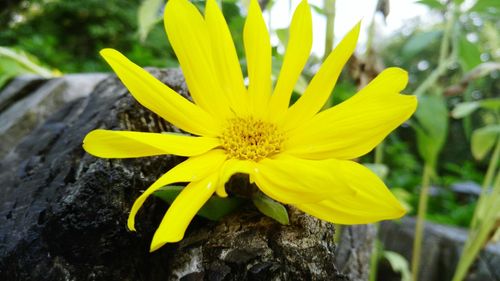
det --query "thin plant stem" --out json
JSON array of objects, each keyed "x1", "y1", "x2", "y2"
[
  {"x1": 374, "y1": 142, "x2": 384, "y2": 165},
  {"x1": 323, "y1": 0, "x2": 335, "y2": 61},
  {"x1": 452, "y1": 139, "x2": 500, "y2": 281},
  {"x1": 452, "y1": 174, "x2": 500, "y2": 281},
  {"x1": 482, "y1": 137, "x2": 500, "y2": 190},
  {"x1": 410, "y1": 5, "x2": 459, "y2": 281},
  {"x1": 369, "y1": 0, "x2": 383, "y2": 168},
  {"x1": 365, "y1": 1, "x2": 378, "y2": 59},
  {"x1": 438, "y1": 10, "x2": 453, "y2": 65},
  {"x1": 366, "y1": 3, "x2": 384, "y2": 279},
  {"x1": 414, "y1": 5, "x2": 459, "y2": 98},
  {"x1": 411, "y1": 164, "x2": 432, "y2": 281},
  {"x1": 471, "y1": 137, "x2": 500, "y2": 229}
]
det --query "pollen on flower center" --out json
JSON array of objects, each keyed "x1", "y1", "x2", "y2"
[{"x1": 220, "y1": 117, "x2": 285, "y2": 161}]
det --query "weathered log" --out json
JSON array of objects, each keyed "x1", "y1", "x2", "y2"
[
  {"x1": 378, "y1": 217, "x2": 500, "y2": 281},
  {"x1": 0, "y1": 73, "x2": 106, "y2": 158},
  {"x1": 0, "y1": 70, "x2": 374, "y2": 280}
]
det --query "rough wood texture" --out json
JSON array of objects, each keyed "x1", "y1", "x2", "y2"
[
  {"x1": 0, "y1": 70, "x2": 373, "y2": 280},
  {"x1": 336, "y1": 225, "x2": 377, "y2": 281}
]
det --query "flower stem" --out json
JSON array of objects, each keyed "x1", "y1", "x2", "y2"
[
  {"x1": 411, "y1": 163, "x2": 432, "y2": 281},
  {"x1": 322, "y1": 0, "x2": 336, "y2": 61}
]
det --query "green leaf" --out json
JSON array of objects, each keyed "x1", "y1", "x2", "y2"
[
  {"x1": 0, "y1": 47, "x2": 57, "y2": 89},
  {"x1": 471, "y1": 125, "x2": 500, "y2": 161},
  {"x1": 480, "y1": 98, "x2": 500, "y2": 110},
  {"x1": 197, "y1": 195, "x2": 244, "y2": 221},
  {"x1": 310, "y1": 4, "x2": 327, "y2": 16},
  {"x1": 252, "y1": 193, "x2": 289, "y2": 225},
  {"x1": 402, "y1": 30, "x2": 442, "y2": 58},
  {"x1": 451, "y1": 101, "x2": 480, "y2": 119},
  {"x1": 416, "y1": 0, "x2": 445, "y2": 10},
  {"x1": 382, "y1": 251, "x2": 411, "y2": 281},
  {"x1": 154, "y1": 185, "x2": 184, "y2": 202},
  {"x1": 470, "y1": 0, "x2": 500, "y2": 16},
  {"x1": 137, "y1": 0, "x2": 164, "y2": 42},
  {"x1": 154, "y1": 186, "x2": 243, "y2": 221},
  {"x1": 483, "y1": 22, "x2": 499, "y2": 54},
  {"x1": 412, "y1": 93, "x2": 448, "y2": 169},
  {"x1": 458, "y1": 35, "x2": 482, "y2": 72}
]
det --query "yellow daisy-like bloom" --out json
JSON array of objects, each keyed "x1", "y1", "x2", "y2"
[{"x1": 83, "y1": 0, "x2": 417, "y2": 252}]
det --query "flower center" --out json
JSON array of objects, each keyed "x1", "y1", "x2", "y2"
[{"x1": 220, "y1": 117, "x2": 285, "y2": 161}]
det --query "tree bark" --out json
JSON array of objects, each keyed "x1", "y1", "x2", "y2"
[{"x1": 0, "y1": 70, "x2": 373, "y2": 280}]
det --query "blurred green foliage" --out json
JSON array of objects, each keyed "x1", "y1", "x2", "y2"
[
  {"x1": 378, "y1": 0, "x2": 499, "y2": 227},
  {"x1": 0, "y1": 0, "x2": 174, "y2": 72}
]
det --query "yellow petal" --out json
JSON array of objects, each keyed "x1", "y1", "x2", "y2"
[
  {"x1": 283, "y1": 22, "x2": 360, "y2": 130},
  {"x1": 150, "y1": 172, "x2": 218, "y2": 251},
  {"x1": 100, "y1": 49, "x2": 220, "y2": 136},
  {"x1": 297, "y1": 199, "x2": 405, "y2": 225},
  {"x1": 205, "y1": 0, "x2": 248, "y2": 115},
  {"x1": 295, "y1": 160, "x2": 406, "y2": 224},
  {"x1": 83, "y1": 129, "x2": 220, "y2": 158},
  {"x1": 269, "y1": 0, "x2": 312, "y2": 121},
  {"x1": 252, "y1": 154, "x2": 356, "y2": 204},
  {"x1": 244, "y1": 0, "x2": 272, "y2": 118},
  {"x1": 215, "y1": 158, "x2": 255, "y2": 197},
  {"x1": 164, "y1": 0, "x2": 231, "y2": 118},
  {"x1": 286, "y1": 68, "x2": 417, "y2": 160},
  {"x1": 127, "y1": 149, "x2": 226, "y2": 231}
]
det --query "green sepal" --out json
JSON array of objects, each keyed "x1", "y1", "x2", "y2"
[
  {"x1": 252, "y1": 193, "x2": 290, "y2": 225},
  {"x1": 153, "y1": 185, "x2": 243, "y2": 221}
]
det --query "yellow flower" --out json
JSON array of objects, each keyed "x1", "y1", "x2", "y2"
[{"x1": 83, "y1": 0, "x2": 417, "y2": 252}]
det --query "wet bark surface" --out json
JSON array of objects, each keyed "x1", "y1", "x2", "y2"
[{"x1": 0, "y1": 70, "x2": 373, "y2": 280}]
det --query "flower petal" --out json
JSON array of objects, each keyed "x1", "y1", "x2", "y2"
[
  {"x1": 244, "y1": 0, "x2": 272, "y2": 118},
  {"x1": 83, "y1": 129, "x2": 220, "y2": 158},
  {"x1": 164, "y1": 0, "x2": 231, "y2": 117},
  {"x1": 269, "y1": 0, "x2": 312, "y2": 121},
  {"x1": 285, "y1": 68, "x2": 417, "y2": 160},
  {"x1": 252, "y1": 155, "x2": 356, "y2": 204},
  {"x1": 283, "y1": 22, "x2": 360, "y2": 130},
  {"x1": 127, "y1": 149, "x2": 227, "y2": 231},
  {"x1": 100, "y1": 49, "x2": 220, "y2": 136},
  {"x1": 295, "y1": 160, "x2": 406, "y2": 224},
  {"x1": 150, "y1": 172, "x2": 218, "y2": 251},
  {"x1": 205, "y1": 0, "x2": 248, "y2": 115}
]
